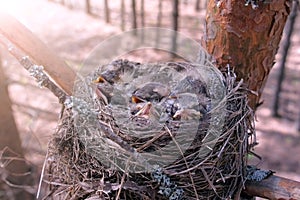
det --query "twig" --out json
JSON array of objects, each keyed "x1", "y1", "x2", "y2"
[
  {"x1": 244, "y1": 174, "x2": 300, "y2": 200},
  {"x1": 36, "y1": 149, "x2": 49, "y2": 199},
  {"x1": 115, "y1": 173, "x2": 126, "y2": 200},
  {"x1": 165, "y1": 126, "x2": 197, "y2": 199},
  {"x1": 136, "y1": 130, "x2": 167, "y2": 152}
]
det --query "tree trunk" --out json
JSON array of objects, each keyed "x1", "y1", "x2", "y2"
[
  {"x1": 171, "y1": 0, "x2": 179, "y2": 55},
  {"x1": 140, "y1": 0, "x2": 145, "y2": 42},
  {"x1": 195, "y1": 0, "x2": 201, "y2": 11},
  {"x1": 0, "y1": 54, "x2": 33, "y2": 200},
  {"x1": 140, "y1": 0, "x2": 145, "y2": 27},
  {"x1": 131, "y1": 0, "x2": 137, "y2": 35},
  {"x1": 155, "y1": 0, "x2": 163, "y2": 47},
  {"x1": 121, "y1": 0, "x2": 126, "y2": 31},
  {"x1": 104, "y1": 0, "x2": 110, "y2": 23},
  {"x1": 272, "y1": 0, "x2": 298, "y2": 117},
  {"x1": 204, "y1": 0, "x2": 291, "y2": 110},
  {"x1": 85, "y1": 0, "x2": 91, "y2": 14},
  {"x1": 0, "y1": 57, "x2": 25, "y2": 160},
  {"x1": 298, "y1": 102, "x2": 300, "y2": 132},
  {"x1": 68, "y1": 0, "x2": 74, "y2": 9}
]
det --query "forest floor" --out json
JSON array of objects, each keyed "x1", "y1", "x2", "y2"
[{"x1": 1, "y1": 0, "x2": 300, "y2": 198}]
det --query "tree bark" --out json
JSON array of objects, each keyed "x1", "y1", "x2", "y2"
[
  {"x1": 244, "y1": 175, "x2": 300, "y2": 200},
  {"x1": 272, "y1": 0, "x2": 298, "y2": 117},
  {"x1": 204, "y1": 0, "x2": 291, "y2": 110},
  {"x1": 204, "y1": 1, "x2": 293, "y2": 198},
  {"x1": 104, "y1": 0, "x2": 110, "y2": 23}
]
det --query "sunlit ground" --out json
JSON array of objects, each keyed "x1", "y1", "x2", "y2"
[{"x1": 0, "y1": 0, "x2": 42, "y2": 24}]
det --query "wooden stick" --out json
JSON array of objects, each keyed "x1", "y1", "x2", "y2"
[
  {"x1": 0, "y1": 12, "x2": 76, "y2": 95},
  {"x1": 244, "y1": 174, "x2": 300, "y2": 200}
]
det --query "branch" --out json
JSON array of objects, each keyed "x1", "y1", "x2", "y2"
[
  {"x1": 244, "y1": 174, "x2": 300, "y2": 200},
  {"x1": 0, "y1": 36, "x2": 67, "y2": 103},
  {"x1": 0, "y1": 12, "x2": 76, "y2": 95}
]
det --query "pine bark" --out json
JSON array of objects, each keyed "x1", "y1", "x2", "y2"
[{"x1": 204, "y1": 0, "x2": 291, "y2": 110}]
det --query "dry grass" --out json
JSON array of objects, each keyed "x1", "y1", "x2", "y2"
[{"x1": 42, "y1": 60, "x2": 255, "y2": 199}]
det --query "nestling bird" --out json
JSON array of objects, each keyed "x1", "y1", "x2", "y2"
[
  {"x1": 92, "y1": 60, "x2": 136, "y2": 104},
  {"x1": 131, "y1": 102, "x2": 152, "y2": 118},
  {"x1": 131, "y1": 82, "x2": 170, "y2": 103},
  {"x1": 93, "y1": 60, "x2": 209, "y2": 124},
  {"x1": 173, "y1": 108, "x2": 202, "y2": 120},
  {"x1": 93, "y1": 75, "x2": 114, "y2": 105},
  {"x1": 130, "y1": 82, "x2": 169, "y2": 121},
  {"x1": 163, "y1": 93, "x2": 203, "y2": 121}
]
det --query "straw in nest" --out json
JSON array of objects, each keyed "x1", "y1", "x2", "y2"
[{"x1": 43, "y1": 59, "x2": 254, "y2": 200}]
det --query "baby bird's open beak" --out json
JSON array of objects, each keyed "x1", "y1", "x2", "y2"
[
  {"x1": 173, "y1": 108, "x2": 202, "y2": 120},
  {"x1": 95, "y1": 86, "x2": 109, "y2": 105},
  {"x1": 134, "y1": 102, "x2": 152, "y2": 119},
  {"x1": 93, "y1": 75, "x2": 112, "y2": 105}
]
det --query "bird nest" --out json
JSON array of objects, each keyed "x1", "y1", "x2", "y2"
[{"x1": 43, "y1": 59, "x2": 255, "y2": 200}]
